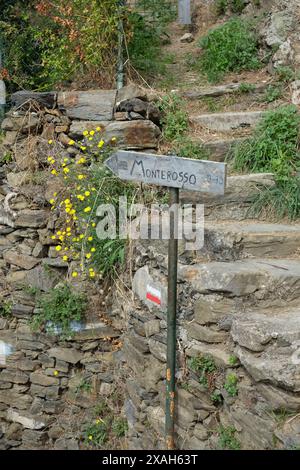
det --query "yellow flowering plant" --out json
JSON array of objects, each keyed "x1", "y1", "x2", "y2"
[{"x1": 47, "y1": 127, "x2": 136, "y2": 280}]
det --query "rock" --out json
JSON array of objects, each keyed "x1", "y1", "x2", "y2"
[
  {"x1": 194, "y1": 296, "x2": 235, "y2": 325},
  {"x1": 1, "y1": 114, "x2": 39, "y2": 133},
  {"x1": 132, "y1": 266, "x2": 167, "y2": 313},
  {"x1": 181, "y1": 83, "x2": 267, "y2": 100},
  {"x1": 11, "y1": 91, "x2": 57, "y2": 110},
  {"x1": 292, "y1": 80, "x2": 300, "y2": 105},
  {"x1": 3, "y1": 250, "x2": 40, "y2": 270},
  {"x1": 180, "y1": 32, "x2": 194, "y2": 43},
  {"x1": 231, "y1": 309, "x2": 300, "y2": 353},
  {"x1": 69, "y1": 120, "x2": 161, "y2": 150},
  {"x1": 193, "y1": 423, "x2": 209, "y2": 441},
  {"x1": 273, "y1": 39, "x2": 294, "y2": 67},
  {"x1": 30, "y1": 371, "x2": 59, "y2": 387},
  {"x1": 0, "y1": 390, "x2": 32, "y2": 409},
  {"x1": 7, "y1": 171, "x2": 31, "y2": 188},
  {"x1": 0, "y1": 370, "x2": 29, "y2": 384},
  {"x1": 11, "y1": 304, "x2": 34, "y2": 319},
  {"x1": 15, "y1": 210, "x2": 48, "y2": 228},
  {"x1": 275, "y1": 416, "x2": 300, "y2": 449},
  {"x1": 179, "y1": 258, "x2": 300, "y2": 299},
  {"x1": 72, "y1": 324, "x2": 120, "y2": 341},
  {"x1": 186, "y1": 342, "x2": 233, "y2": 368},
  {"x1": 116, "y1": 84, "x2": 148, "y2": 107},
  {"x1": 114, "y1": 111, "x2": 144, "y2": 121},
  {"x1": 7, "y1": 409, "x2": 47, "y2": 430},
  {"x1": 146, "y1": 406, "x2": 165, "y2": 435},
  {"x1": 190, "y1": 111, "x2": 264, "y2": 132},
  {"x1": 30, "y1": 384, "x2": 60, "y2": 399},
  {"x1": 48, "y1": 347, "x2": 83, "y2": 364},
  {"x1": 117, "y1": 98, "x2": 161, "y2": 125},
  {"x1": 187, "y1": 322, "x2": 227, "y2": 343},
  {"x1": 264, "y1": 11, "x2": 295, "y2": 47},
  {"x1": 58, "y1": 90, "x2": 117, "y2": 121},
  {"x1": 145, "y1": 320, "x2": 160, "y2": 338},
  {"x1": 257, "y1": 383, "x2": 300, "y2": 412},
  {"x1": 22, "y1": 429, "x2": 48, "y2": 448},
  {"x1": 148, "y1": 338, "x2": 166, "y2": 362}
]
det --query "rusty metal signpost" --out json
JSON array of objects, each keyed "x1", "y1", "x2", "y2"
[{"x1": 105, "y1": 150, "x2": 227, "y2": 449}]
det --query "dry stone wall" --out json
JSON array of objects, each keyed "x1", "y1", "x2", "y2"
[
  {"x1": 0, "y1": 85, "x2": 160, "y2": 449},
  {"x1": 116, "y1": 181, "x2": 300, "y2": 450}
]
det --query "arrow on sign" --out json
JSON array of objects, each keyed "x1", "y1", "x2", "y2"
[{"x1": 105, "y1": 150, "x2": 227, "y2": 194}]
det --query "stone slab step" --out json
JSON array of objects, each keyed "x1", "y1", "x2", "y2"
[
  {"x1": 202, "y1": 221, "x2": 300, "y2": 260},
  {"x1": 190, "y1": 111, "x2": 264, "y2": 132},
  {"x1": 181, "y1": 82, "x2": 268, "y2": 100},
  {"x1": 181, "y1": 173, "x2": 275, "y2": 221},
  {"x1": 203, "y1": 137, "x2": 246, "y2": 162},
  {"x1": 231, "y1": 308, "x2": 300, "y2": 392},
  {"x1": 179, "y1": 259, "x2": 300, "y2": 300}
]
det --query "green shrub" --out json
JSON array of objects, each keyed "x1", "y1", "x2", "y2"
[
  {"x1": 172, "y1": 137, "x2": 211, "y2": 160},
  {"x1": 189, "y1": 354, "x2": 217, "y2": 387},
  {"x1": 199, "y1": 18, "x2": 261, "y2": 83},
  {"x1": 232, "y1": 105, "x2": 300, "y2": 219},
  {"x1": 159, "y1": 94, "x2": 189, "y2": 141},
  {"x1": 214, "y1": 0, "x2": 228, "y2": 15},
  {"x1": 233, "y1": 105, "x2": 300, "y2": 174},
  {"x1": 31, "y1": 284, "x2": 87, "y2": 337},
  {"x1": 262, "y1": 85, "x2": 282, "y2": 103},
  {"x1": 218, "y1": 426, "x2": 241, "y2": 450},
  {"x1": 238, "y1": 83, "x2": 256, "y2": 94},
  {"x1": 230, "y1": 0, "x2": 246, "y2": 13},
  {"x1": 0, "y1": 300, "x2": 12, "y2": 318},
  {"x1": 112, "y1": 418, "x2": 128, "y2": 438},
  {"x1": 275, "y1": 66, "x2": 296, "y2": 83},
  {"x1": 224, "y1": 373, "x2": 238, "y2": 396}
]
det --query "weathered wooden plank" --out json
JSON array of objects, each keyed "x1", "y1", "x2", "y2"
[
  {"x1": 105, "y1": 150, "x2": 227, "y2": 194},
  {"x1": 58, "y1": 90, "x2": 117, "y2": 121}
]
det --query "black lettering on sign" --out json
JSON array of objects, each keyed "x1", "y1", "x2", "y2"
[{"x1": 131, "y1": 160, "x2": 145, "y2": 177}]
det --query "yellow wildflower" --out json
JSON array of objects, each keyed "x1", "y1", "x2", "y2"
[
  {"x1": 88, "y1": 236, "x2": 93, "y2": 241},
  {"x1": 77, "y1": 174, "x2": 85, "y2": 180},
  {"x1": 91, "y1": 247, "x2": 96, "y2": 252},
  {"x1": 72, "y1": 271, "x2": 78, "y2": 278},
  {"x1": 48, "y1": 139, "x2": 53, "y2": 144},
  {"x1": 49, "y1": 199, "x2": 55, "y2": 205},
  {"x1": 51, "y1": 169, "x2": 58, "y2": 176},
  {"x1": 111, "y1": 137, "x2": 117, "y2": 142},
  {"x1": 53, "y1": 192, "x2": 57, "y2": 197},
  {"x1": 55, "y1": 245, "x2": 62, "y2": 252},
  {"x1": 51, "y1": 235, "x2": 56, "y2": 240},
  {"x1": 84, "y1": 207, "x2": 91, "y2": 213},
  {"x1": 88, "y1": 435, "x2": 93, "y2": 441},
  {"x1": 92, "y1": 223, "x2": 96, "y2": 227},
  {"x1": 86, "y1": 253, "x2": 92, "y2": 259},
  {"x1": 96, "y1": 127, "x2": 101, "y2": 132},
  {"x1": 97, "y1": 140, "x2": 104, "y2": 148},
  {"x1": 85, "y1": 191, "x2": 90, "y2": 197},
  {"x1": 63, "y1": 167, "x2": 70, "y2": 174},
  {"x1": 79, "y1": 234, "x2": 84, "y2": 239},
  {"x1": 68, "y1": 140, "x2": 75, "y2": 145},
  {"x1": 70, "y1": 209, "x2": 76, "y2": 215},
  {"x1": 80, "y1": 146, "x2": 86, "y2": 151},
  {"x1": 53, "y1": 370, "x2": 59, "y2": 376},
  {"x1": 83, "y1": 130, "x2": 89, "y2": 136},
  {"x1": 63, "y1": 255, "x2": 68, "y2": 261},
  {"x1": 90, "y1": 271, "x2": 95, "y2": 278},
  {"x1": 64, "y1": 199, "x2": 70, "y2": 205},
  {"x1": 66, "y1": 227, "x2": 71, "y2": 232}
]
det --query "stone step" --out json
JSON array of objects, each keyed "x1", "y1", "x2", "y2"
[
  {"x1": 181, "y1": 173, "x2": 275, "y2": 221},
  {"x1": 190, "y1": 111, "x2": 264, "y2": 132},
  {"x1": 202, "y1": 137, "x2": 246, "y2": 162},
  {"x1": 179, "y1": 259, "x2": 300, "y2": 300},
  {"x1": 231, "y1": 307, "x2": 300, "y2": 392},
  {"x1": 181, "y1": 82, "x2": 268, "y2": 100},
  {"x1": 201, "y1": 221, "x2": 300, "y2": 260}
]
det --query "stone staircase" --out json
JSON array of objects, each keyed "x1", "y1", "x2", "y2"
[{"x1": 121, "y1": 170, "x2": 300, "y2": 450}]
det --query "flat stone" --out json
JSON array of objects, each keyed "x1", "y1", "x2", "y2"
[
  {"x1": 30, "y1": 384, "x2": 60, "y2": 399},
  {"x1": 187, "y1": 322, "x2": 227, "y2": 343},
  {"x1": 72, "y1": 324, "x2": 120, "y2": 341},
  {"x1": 182, "y1": 83, "x2": 267, "y2": 99},
  {"x1": 148, "y1": 338, "x2": 166, "y2": 362},
  {"x1": 116, "y1": 84, "x2": 148, "y2": 107},
  {"x1": 58, "y1": 90, "x2": 117, "y2": 121},
  {"x1": 186, "y1": 342, "x2": 233, "y2": 368},
  {"x1": 1, "y1": 114, "x2": 39, "y2": 133},
  {"x1": 48, "y1": 347, "x2": 82, "y2": 364},
  {"x1": 30, "y1": 371, "x2": 59, "y2": 387},
  {"x1": 0, "y1": 390, "x2": 32, "y2": 409},
  {"x1": 180, "y1": 32, "x2": 194, "y2": 43},
  {"x1": 69, "y1": 120, "x2": 161, "y2": 150},
  {"x1": 6, "y1": 172, "x2": 31, "y2": 188},
  {"x1": 7, "y1": 409, "x2": 47, "y2": 430},
  {"x1": 194, "y1": 296, "x2": 235, "y2": 325},
  {"x1": 0, "y1": 370, "x2": 29, "y2": 384},
  {"x1": 190, "y1": 111, "x2": 264, "y2": 132},
  {"x1": 257, "y1": 383, "x2": 300, "y2": 412},
  {"x1": 202, "y1": 222, "x2": 300, "y2": 260},
  {"x1": 10, "y1": 91, "x2": 57, "y2": 109},
  {"x1": 145, "y1": 320, "x2": 161, "y2": 338},
  {"x1": 3, "y1": 250, "x2": 40, "y2": 270},
  {"x1": 15, "y1": 210, "x2": 48, "y2": 228},
  {"x1": 179, "y1": 259, "x2": 300, "y2": 299}
]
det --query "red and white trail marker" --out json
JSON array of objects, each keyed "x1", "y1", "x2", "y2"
[{"x1": 146, "y1": 285, "x2": 161, "y2": 306}]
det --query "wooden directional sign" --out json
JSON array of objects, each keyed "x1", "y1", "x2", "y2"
[{"x1": 105, "y1": 150, "x2": 227, "y2": 195}]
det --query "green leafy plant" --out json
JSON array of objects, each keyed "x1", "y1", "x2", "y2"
[
  {"x1": 199, "y1": 18, "x2": 261, "y2": 83},
  {"x1": 30, "y1": 284, "x2": 87, "y2": 337},
  {"x1": 224, "y1": 373, "x2": 238, "y2": 397},
  {"x1": 189, "y1": 354, "x2": 217, "y2": 388},
  {"x1": 76, "y1": 380, "x2": 92, "y2": 394},
  {"x1": 238, "y1": 83, "x2": 256, "y2": 94},
  {"x1": 275, "y1": 66, "x2": 296, "y2": 83},
  {"x1": 112, "y1": 418, "x2": 128, "y2": 438},
  {"x1": 0, "y1": 300, "x2": 12, "y2": 318},
  {"x1": 214, "y1": 0, "x2": 228, "y2": 15},
  {"x1": 159, "y1": 93, "x2": 189, "y2": 141},
  {"x1": 230, "y1": 0, "x2": 246, "y2": 14},
  {"x1": 262, "y1": 85, "x2": 282, "y2": 103},
  {"x1": 84, "y1": 418, "x2": 109, "y2": 447},
  {"x1": 218, "y1": 426, "x2": 241, "y2": 450},
  {"x1": 211, "y1": 390, "x2": 223, "y2": 404},
  {"x1": 172, "y1": 137, "x2": 211, "y2": 160},
  {"x1": 229, "y1": 355, "x2": 238, "y2": 366}
]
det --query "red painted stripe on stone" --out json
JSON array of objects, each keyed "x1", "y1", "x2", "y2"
[{"x1": 146, "y1": 292, "x2": 161, "y2": 305}]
